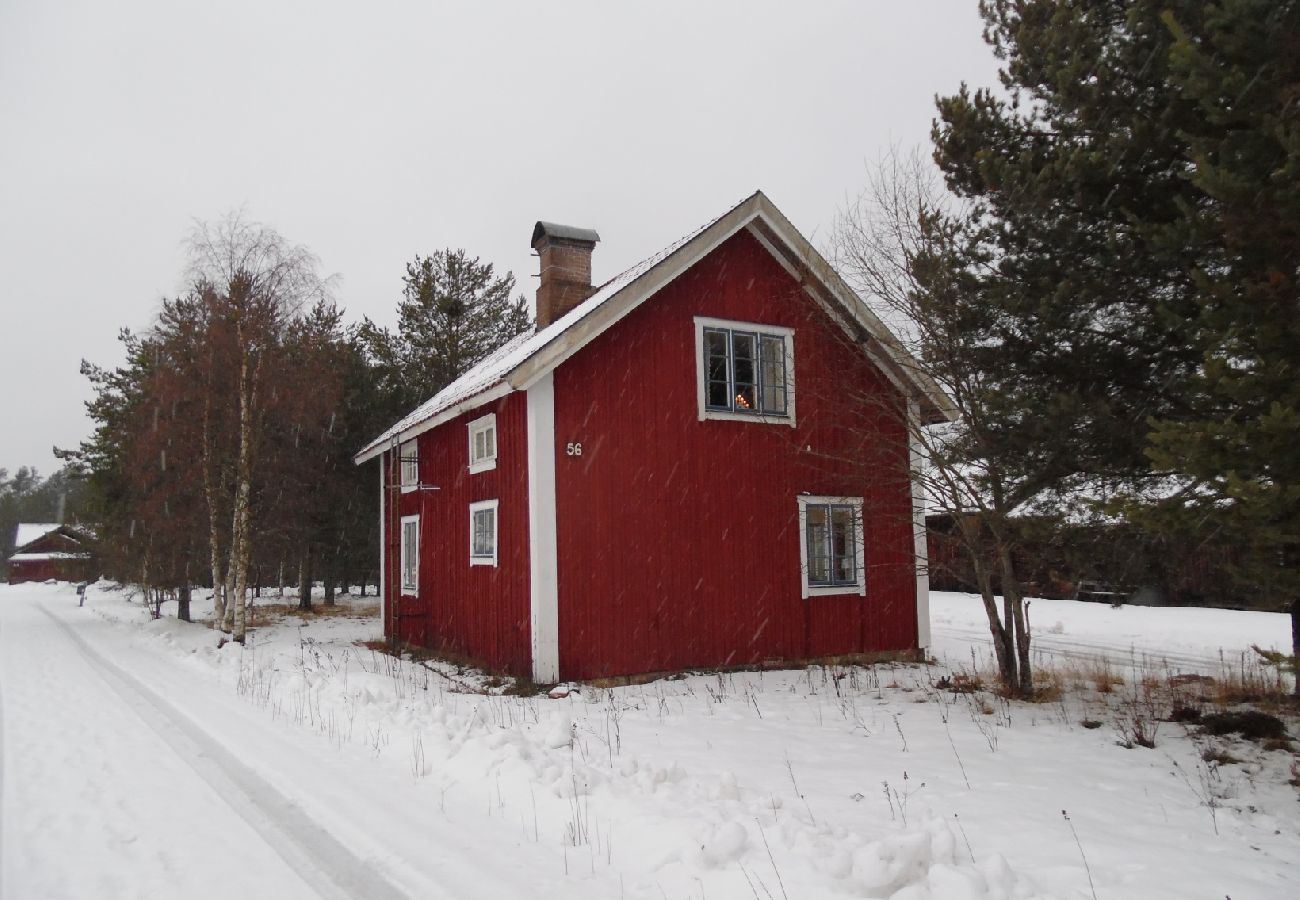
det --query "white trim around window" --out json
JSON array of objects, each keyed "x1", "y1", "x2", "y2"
[
  {"x1": 399, "y1": 439, "x2": 419, "y2": 492},
  {"x1": 400, "y1": 514, "x2": 420, "y2": 595},
  {"x1": 469, "y1": 499, "x2": 499, "y2": 567},
  {"x1": 796, "y1": 495, "x2": 866, "y2": 599},
  {"x1": 467, "y1": 413, "x2": 497, "y2": 473},
  {"x1": 694, "y1": 316, "x2": 795, "y2": 426}
]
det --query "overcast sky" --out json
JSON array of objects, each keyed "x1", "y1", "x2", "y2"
[{"x1": 0, "y1": 1, "x2": 999, "y2": 477}]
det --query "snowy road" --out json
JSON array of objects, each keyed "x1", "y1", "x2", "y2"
[
  {"x1": 0, "y1": 591, "x2": 333, "y2": 899},
  {"x1": 0, "y1": 588, "x2": 582, "y2": 900}
]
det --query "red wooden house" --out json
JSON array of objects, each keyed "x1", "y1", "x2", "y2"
[
  {"x1": 6, "y1": 523, "x2": 96, "y2": 584},
  {"x1": 355, "y1": 192, "x2": 954, "y2": 682}
]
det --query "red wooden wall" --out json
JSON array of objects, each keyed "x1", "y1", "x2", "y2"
[
  {"x1": 551, "y1": 229, "x2": 917, "y2": 681},
  {"x1": 385, "y1": 391, "x2": 532, "y2": 674}
]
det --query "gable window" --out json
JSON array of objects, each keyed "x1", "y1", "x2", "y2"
[
  {"x1": 796, "y1": 496, "x2": 865, "y2": 598},
  {"x1": 695, "y1": 317, "x2": 795, "y2": 424},
  {"x1": 468, "y1": 413, "x2": 497, "y2": 474},
  {"x1": 469, "y1": 499, "x2": 499, "y2": 567},
  {"x1": 400, "y1": 440, "x2": 419, "y2": 491},
  {"x1": 400, "y1": 515, "x2": 420, "y2": 594}
]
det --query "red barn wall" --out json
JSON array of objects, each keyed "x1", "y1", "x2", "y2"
[
  {"x1": 551, "y1": 229, "x2": 917, "y2": 681},
  {"x1": 384, "y1": 391, "x2": 532, "y2": 674}
]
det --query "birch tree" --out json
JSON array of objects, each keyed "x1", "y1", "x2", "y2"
[{"x1": 186, "y1": 215, "x2": 329, "y2": 642}]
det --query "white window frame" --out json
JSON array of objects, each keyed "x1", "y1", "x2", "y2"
[
  {"x1": 694, "y1": 317, "x2": 795, "y2": 426},
  {"x1": 469, "y1": 499, "x2": 499, "y2": 567},
  {"x1": 399, "y1": 440, "x2": 419, "y2": 492},
  {"x1": 467, "y1": 413, "x2": 498, "y2": 474},
  {"x1": 400, "y1": 514, "x2": 420, "y2": 595},
  {"x1": 796, "y1": 495, "x2": 866, "y2": 598}
]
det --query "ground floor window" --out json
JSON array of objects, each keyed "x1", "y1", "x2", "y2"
[
  {"x1": 400, "y1": 515, "x2": 419, "y2": 594},
  {"x1": 797, "y1": 495, "x2": 865, "y2": 598},
  {"x1": 469, "y1": 499, "x2": 499, "y2": 567}
]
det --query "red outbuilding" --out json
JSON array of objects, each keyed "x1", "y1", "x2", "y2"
[
  {"x1": 355, "y1": 192, "x2": 954, "y2": 682},
  {"x1": 6, "y1": 523, "x2": 96, "y2": 584}
]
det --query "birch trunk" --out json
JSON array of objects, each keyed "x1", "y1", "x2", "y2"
[
  {"x1": 201, "y1": 386, "x2": 228, "y2": 630},
  {"x1": 228, "y1": 347, "x2": 259, "y2": 644}
]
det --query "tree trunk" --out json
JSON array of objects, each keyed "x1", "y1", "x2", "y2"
[
  {"x1": 298, "y1": 550, "x2": 313, "y2": 612},
  {"x1": 999, "y1": 543, "x2": 1033, "y2": 698},
  {"x1": 323, "y1": 558, "x2": 336, "y2": 607},
  {"x1": 200, "y1": 357, "x2": 228, "y2": 633},
  {"x1": 1292, "y1": 595, "x2": 1299, "y2": 698},
  {"x1": 976, "y1": 569, "x2": 1017, "y2": 691},
  {"x1": 177, "y1": 584, "x2": 192, "y2": 622},
  {"x1": 228, "y1": 348, "x2": 258, "y2": 644}
]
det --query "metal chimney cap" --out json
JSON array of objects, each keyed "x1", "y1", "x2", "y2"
[{"x1": 531, "y1": 221, "x2": 600, "y2": 248}]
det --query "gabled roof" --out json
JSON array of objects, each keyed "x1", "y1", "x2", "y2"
[
  {"x1": 354, "y1": 191, "x2": 956, "y2": 464},
  {"x1": 12, "y1": 522, "x2": 92, "y2": 553},
  {"x1": 14, "y1": 523, "x2": 61, "y2": 549}
]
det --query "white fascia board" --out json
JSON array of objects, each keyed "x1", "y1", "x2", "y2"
[
  {"x1": 353, "y1": 382, "x2": 514, "y2": 465},
  {"x1": 507, "y1": 195, "x2": 767, "y2": 392},
  {"x1": 746, "y1": 205, "x2": 959, "y2": 425}
]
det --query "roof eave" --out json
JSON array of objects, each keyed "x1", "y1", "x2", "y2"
[{"x1": 352, "y1": 381, "x2": 513, "y2": 465}]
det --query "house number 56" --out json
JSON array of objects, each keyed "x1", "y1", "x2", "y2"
[{"x1": 565, "y1": 442, "x2": 583, "y2": 456}]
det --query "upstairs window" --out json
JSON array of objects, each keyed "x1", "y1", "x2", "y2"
[
  {"x1": 468, "y1": 413, "x2": 497, "y2": 473},
  {"x1": 797, "y1": 496, "x2": 865, "y2": 598},
  {"x1": 400, "y1": 440, "x2": 418, "y2": 491},
  {"x1": 400, "y1": 515, "x2": 419, "y2": 594},
  {"x1": 469, "y1": 499, "x2": 499, "y2": 567},
  {"x1": 695, "y1": 317, "x2": 795, "y2": 424}
]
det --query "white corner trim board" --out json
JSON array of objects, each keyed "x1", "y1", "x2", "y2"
[
  {"x1": 526, "y1": 372, "x2": 560, "y2": 684},
  {"x1": 908, "y1": 401, "x2": 931, "y2": 650}
]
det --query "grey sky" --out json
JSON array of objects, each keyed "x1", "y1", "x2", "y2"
[{"x1": 0, "y1": 1, "x2": 998, "y2": 477}]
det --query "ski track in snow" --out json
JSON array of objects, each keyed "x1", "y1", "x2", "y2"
[
  {"x1": 932, "y1": 621, "x2": 1232, "y2": 672},
  {"x1": 38, "y1": 605, "x2": 410, "y2": 900}
]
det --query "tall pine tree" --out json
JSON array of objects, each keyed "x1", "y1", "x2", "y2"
[{"x1": 931, "y1": 0, "x2": 1300, "y2": 676}]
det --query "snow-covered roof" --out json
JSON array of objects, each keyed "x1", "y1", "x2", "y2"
[
  {"x1": 354, "y1": 190, "x2": 956, "y2": 464},
  {"x1": 8, "y1": 552, "x2": 90, "y2": 562},
  {"x1": 14, "y1": 523, "x2": 61, "y2": 549}
]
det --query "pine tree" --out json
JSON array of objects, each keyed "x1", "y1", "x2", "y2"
[
  {"x1": 930, "y1": 0, "x2": 1300, "y2": 676},
  {"x1": 361, "y1": 249, "x2": 531, "y2": 418}
]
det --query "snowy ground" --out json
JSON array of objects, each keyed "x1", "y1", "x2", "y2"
[{"x1": 0, "y1": 584, "x2": 1295, "y2": 900}]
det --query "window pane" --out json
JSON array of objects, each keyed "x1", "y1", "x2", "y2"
[
  {"x1": 704, "y1": 329, "x2": 731, "y2": 409},
  {"x1": 831, "y1": 506, "x2": 855, "y2": 584},
  {"x1": 732, "y1": 332, "x2": 757, "y2": 412},
  {"x1": 402, "y1": 521, "x2": 418, "y2": 588},
  {"x1": 759, "y1": 335, "x2": 786, "y2": 415},
  {"x1": 806, "y1": 505, "x2": 830, "y2": 585},
  {"x1": 485, "y1": 427, "x2": 495, "y2": 458},
  {"x1": 472, "y1": 508, "x2": 495, "y2": 557}
]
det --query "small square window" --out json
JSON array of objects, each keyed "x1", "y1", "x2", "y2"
[
  {"x1": 468, "y1": 414, "x2": 497, "y2": 474},
  {"x1": 469, "y1": 499, "x2": 499, "y2": 567},
  {"x1": 797, "y1": 496, "x2": 865, "y2": 598},
  {"x1": 400, "y1": 515, "x2": 419, "y2": 594},
  {"x1": 400, "y1": 440, "x2": 419, "y2": 491},
  {"x1": 695, "y1": 318, "x2": 795, "y2": 425}
]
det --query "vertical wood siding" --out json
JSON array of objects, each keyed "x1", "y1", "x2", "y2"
[
  {"x1": 552, "y1": 229, "x2": 917, "y2": 681},
  {"x1": 386, "y1": 392, "x2": 532, "y2": 674}
]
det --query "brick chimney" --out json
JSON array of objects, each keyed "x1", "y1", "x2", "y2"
[{"x1": 531, "y1": 221, "x2": 600, "y2": 328}]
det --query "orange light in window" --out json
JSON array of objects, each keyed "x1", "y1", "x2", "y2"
[{"x1": 735, "y1": 394, "x2": 752, "y2": 409}]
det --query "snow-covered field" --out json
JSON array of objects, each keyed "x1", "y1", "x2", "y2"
[{"x1": 0, "y1": 583, "x2": 1295, "y2": 899}]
